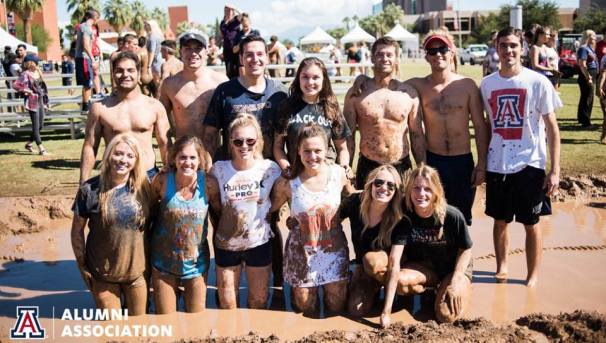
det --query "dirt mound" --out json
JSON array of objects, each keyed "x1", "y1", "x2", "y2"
[
  {"x1": 517, "y1": 310, "x2": 606, "y2": 342},
  {"x1": 0, "y1": 196, "x2": 73, "y2": 239},
  {"x1": 556, "y1": 175, "x2": 606, "y2": 202}
]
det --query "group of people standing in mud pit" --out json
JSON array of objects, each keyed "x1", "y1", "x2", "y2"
[{"x1": 69, "y1": 24, "x2": 561, "y2": 328}]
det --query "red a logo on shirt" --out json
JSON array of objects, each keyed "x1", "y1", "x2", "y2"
[
  {"x1": 489, "y1": 88, "x2": 526, "y2": 140},
  {"x1": 10, "y1": 306, "x2": 45, "y2": 339}
]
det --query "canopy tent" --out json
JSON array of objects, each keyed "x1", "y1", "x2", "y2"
[
  {"x1": 340, "y1": 25, "x2": 375, "y2": 44},
  {"x1": 98, "y1": 38, "x2": 116, "y2": 55},
  {"x1": 299, "y1": 27, "x2": 336, "y2": 45},
  {"x1": 385, "y1": 23, "x2": 420, "y2": 56},
  {"x1": 0, "y1": 27, "x2": 38, "y2": 53}
]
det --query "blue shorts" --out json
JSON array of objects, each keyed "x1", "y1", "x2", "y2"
[{"x1": 75, "y1": 57, "x2": 93, "y2": 89}]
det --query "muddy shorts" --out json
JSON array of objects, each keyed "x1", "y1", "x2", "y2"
[
  {"x1": 151, "y1": 266, "x2": 205, "y2": 287},
  {"x1": 355, "y1": 154, "x2": 412, "y2": 189},
  {"x1": 214, "y1": 240, "x2": 273, "y2": 268},
  {"x1": 75, "y1": 57, "x2": 93, "y2": 89},
  {"x1": 410, "y1": 259, "x2": 473, "y2": 283},
  {"x1": 426, "y1": 151, "x2": 475, "y2": 226},
  {"x1": 92, "y1": 273, "x2": 147, "y2": 289},
  {"x1": 485, "y1": 165, "x2": 551, "y2": 225}
]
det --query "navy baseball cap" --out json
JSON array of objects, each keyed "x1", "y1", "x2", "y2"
[
  {"x1": 179, "y1": 32, "x2": 207, "y2": 48},
  {"x1": 23, "y1": 54, "x2": 40, "y2": 64}
]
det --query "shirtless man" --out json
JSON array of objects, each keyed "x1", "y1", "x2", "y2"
[
  {"x1": 79, "y1": 51, "x2": 171, "y2": 183},
  {"x1": 158, "y1": 40, "x2": 183, "y2": 94},
  {"x1": 160, "y1": 31, "x2": 228, "y2": 140},
  {"x1": 407, "y1": 32, "x2": 489, "y2": 225},
  {"x1": 344, "y1": 36, "x2": 425, "y2": 189},
  {"x1": 109, "y1": 34, "x2": 139, "y2": 89}
]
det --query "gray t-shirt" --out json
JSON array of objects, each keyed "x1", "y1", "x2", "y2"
[{"x1": 75, "y1": 22, "x2": 94, "y2": 59}]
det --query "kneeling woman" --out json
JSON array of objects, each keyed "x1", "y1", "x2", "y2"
[
  {"x1": 71, "y1": 133, "x2": 151, "y2": 315},
  {"x1": 207, "y1": 114, "x2": 281, "y2": 309},
  {"x1": 338, "y1": 165, "x2": 407, "y2": 318},
  {"x1": 271, "y1": 124, "x2": 354, "y2": 315},
  {"x1": 380, "y1": 164, "x2": 473, "y2": 327},
  {"x1": 150, "y1": 135, "x2": 212, "y2": 313}
]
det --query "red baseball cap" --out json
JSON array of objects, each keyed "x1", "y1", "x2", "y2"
[{"x1": 423, "y1": 35, "x2": 455, "y2": 50}]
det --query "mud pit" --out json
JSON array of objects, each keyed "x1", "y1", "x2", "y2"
[{"x1": 0, "y1": 195, "x2": 605, "y2": 342}]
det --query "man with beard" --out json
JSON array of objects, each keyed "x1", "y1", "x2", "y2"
[
  {"x1": 79, "y1": 51, "x2": 171, "y2": 183},
  {"x1": 406, "y1": 31, "x2": 489, "y2": 225},
  {"x1": 344, "y1": 36, "x2": 425, "y2": 188},
  {"x1": 160, "y1": 32, "x2": 228, "y2": 140}
]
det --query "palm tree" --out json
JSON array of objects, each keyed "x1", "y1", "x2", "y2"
[
  {"x1": 175, "y1": 21, "x2": 191, "y2": 36},
  {"x1": 130, "y1": 0, "x2": 149, "y2": 35},
  {"x1": 150, "y1": 7, "x2": 168, "y2": 31},
  {"x1": 5, "y1": 0, "x2": 43, "y2": 43},
  {"x1": 342, "y1": 17, "x2": 351, "y2": 31},
  {"x1": 352, "y1": 15, "x2": 359, "y2": 26},
  {"x1": 66, "y1": 0, "x2": 101, "y2": 24},
  {"x1": 104, "y1": 0, "x2": 132, "y2": 33}
]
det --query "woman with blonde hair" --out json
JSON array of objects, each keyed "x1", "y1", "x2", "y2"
[
  {"x1": 271, "y1": 124, "x2": 354, "y2": 316},
  {"x1": 207, "y1": 113, "x2": 281, "y2": 309},
  {"x1": 71, "y1": 133, "x2": 151, "y2": 315},
  {"x1": 378, "y1": 164, "x2": 473, "y2": 327},
  {"x1": 337, "y1": 164, "x2": 410, "y2": 319},
  {"x1": 13, "y1": 55, "x2": 49, "y2": 155},
  {"x1": 577, "y1": 29, "x2": 598, "y2": 127},
  {"x1": 150, "y1": 135, "x2": 213, "y2": 313}
]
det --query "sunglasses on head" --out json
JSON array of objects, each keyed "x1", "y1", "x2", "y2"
[
  {"x1": 231, "y1": 138, "x2": 257, "y2": 147},
  {"x1": 372, "y1": 178, "x2": 396, "y2": 191},
  {"x1": 426, "y1": 46, "x2": 450, "y2": 56}
]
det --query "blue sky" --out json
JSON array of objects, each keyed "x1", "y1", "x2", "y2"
[{"x1": 56, "y1": 0, "x2": 580, "y2": 40}]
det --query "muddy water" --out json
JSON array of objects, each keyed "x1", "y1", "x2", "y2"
[{"x1": 0, "y1": 199, "x2": 605, "y2": 341}]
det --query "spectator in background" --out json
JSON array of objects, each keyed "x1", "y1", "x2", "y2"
[
  {"x1": 530, "y1": 26, "x2": 559, "y2": 83},
  {"x1": 138, "y1": 36, "x2": 153, "y2": 96},
  {"x1": 61, "y1": 54, "x2": 75, "y2": 95},
  {"x1": 598, "y1": 36, "x2": 606, "y2": 144},
  {"x1": 220, "y1": 3, "x2": 242, "y2": 78},
  {"x1": 546, "y1": 28, "x2": 560, "y2": 91},
  {"x1": 159, "y1": 40, "x2": 183, "y2": 94},
  {"x1": 577, "y1": 29, "x2": 598, "y2": 128},
  {"x1": 285, "y1": 41, "x2": 297, "y2": 77},
  {"x1": 91, "y1": 23, "x2": 102, "y2": 97},
  {"x1": 483, "y1": 31, "x2": 499, "y2": 76},
  {"x1": 13, "y1": 54, "x2": 50, "y2": 156},
  {"x1": 596, "y1": 27, "x2": 606, "y2": 69},
  {"x1": 207, "y1": 36, "x2": 222, "y2": 66},
  {"x1": 2, "y1": 46, "x2": 16, "y2": 110},
  {"x1": 145, "y1": 20, "x2": 165, "y2": 96},
  {"x1": 347, "y1": 43, "x2": 358, "y2": 76},
  {"x1": 268, "y1": 35, "x2": 283, "y2": 78},
  {"x1": 233, "y1": 13, "x2": 260, "y2": 76},
  {"x1": 75, "y1": 9, "x2": 100, "y2": 111},
  {"x1": 522, "y1": 24, "x2": 540, "y2": 68},
  {"x1": 10, "y1": 44, "x2": 27, "y2": 77}
]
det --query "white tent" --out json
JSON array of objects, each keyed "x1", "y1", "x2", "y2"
[
  {"x1": 98, "y1": 38, "x2": 116, "y2": 55},
  {"x1": 299, "y1": 27, "x2": 336, "y2": 45},
  {"x1": 341, "y1": 25, "x2": 375, "y2": 44},
  {"x1": 385, "y1": 23, "x2": 419, "y2": 57},
  {"x1": 0, "y1": 27, "x2": 38, "y2": 53}
]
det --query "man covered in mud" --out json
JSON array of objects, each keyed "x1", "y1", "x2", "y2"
[
  {"x1": 202, "y1": 34, "x2": 288, "y2": 303},
  {"x1": 344, "y1": 36, "x2": 425, "y2": 189},
  {"x1": 79, "y1": 51, "x2": 170, "y2": 183},
  {"x1": 159, "y1": 32, "x2": 228, "y2": 140},
  {"x1": 406, "y1": 31, "x2": 489, "y2": 225},
  {"x1": 479, "y1": 27, "x2": 561, "y2": 287}
]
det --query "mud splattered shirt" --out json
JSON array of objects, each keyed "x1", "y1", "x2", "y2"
[
  {"x1": 72, "y1": 176, "x2": 148, "y2": 283},
  {"x1": 151, "y1": 171, "x2": 209, "y2": 279},
  {"x1": 284, "y1": 164, "x2": 349, "y2": 287},
  {"x1": 211, "y1": 159, "x2": 281, "y2": 251},
  {"x1": 480, "y1": 67, "x2": 562, "y2": 174}
]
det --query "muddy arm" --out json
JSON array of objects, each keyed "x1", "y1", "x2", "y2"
[
  {"x1": 468, "y1": 80, "x2": 489, "y2": 185},
  {"x1": 381, "y1": 244, "x2": 405, "y2": 328},
  {"x1": 79, "y1": 103, "x2": 102, "y2": 184},
  {"x1": 70, "y1": 215, "x2": 93, "y2": 290},
  {"x1": 543, "y1": 113, "x2": 561, "y2": 196},
  {"x1": 269, "y1": 177, "x2": 291, "y2": 214},
  {"x1": 407, "y1": 87, "x2": 426, "y2": 164},
  {"x1": 343, "y1": 87, "x2": 358, "y2": 165},
  {"x1": 154, "y1": 102, "x2": 171, "y2": 166}
]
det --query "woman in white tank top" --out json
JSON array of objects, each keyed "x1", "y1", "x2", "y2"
[{"x1": 270, "y1": 124, "x2": 354, "y2": 315}]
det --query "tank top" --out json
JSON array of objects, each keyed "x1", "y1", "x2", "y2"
[
  {"x1": 151, "y1": 171, "x2": 209, "y2": 279},
  {"x1": 284, "y1": 164, "x2": 349, "y2": 287}
]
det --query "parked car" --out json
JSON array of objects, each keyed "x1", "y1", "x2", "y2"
[
  {"x1": 459, "y1": 44, "x2": 488, "y2": 65},
  {"x1": 557, "y1": 34, "x2": 582, "y2": 78}
]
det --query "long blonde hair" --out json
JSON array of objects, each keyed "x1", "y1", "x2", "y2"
[
  {"x1": 360, "y1": 165, "x2": 404, "y2": 250},
  {"x1": 404, "y1": 164, "x2": 447, "y2": 227},
  {"x1": 98, "y1": 133, "x2": 150, "y2": 227},
  {"x1": 227, "y1": 113, "x2": 264, "y2": 160}
]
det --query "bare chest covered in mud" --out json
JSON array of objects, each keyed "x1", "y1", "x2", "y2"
[{"x1": 356, "y1": 90, "x2": 411, "y2": 123}]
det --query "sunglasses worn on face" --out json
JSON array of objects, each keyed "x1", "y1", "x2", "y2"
[
  {"x1": 373, "y1": 178, "x2": 396, "y2": 191},
  {"x1": 426, "y1": 46, "x2": 450, "y2": 56},
  {"x1": 231, "y1": 138, "x2": 257, "y2": 147}
]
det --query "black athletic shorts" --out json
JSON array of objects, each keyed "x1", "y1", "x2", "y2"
[
  {"x1": 485, "y1": 165, "x2": 551, "y2": 225},
  {"x1": 355, "y1": 154, "x2": 412, "y2": 189},
  {"x1": 214, "y1": 239, "x2": 273, "y2": 268},
  {"x1": 75, "y1": 57, "x2": 93, "y2": 88},
  {"x1": 426, "y1": 151, "x2": 476, "y2": 226}
]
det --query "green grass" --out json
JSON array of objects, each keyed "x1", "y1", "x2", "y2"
[{"x1": 0, "y1": 63, "x2": 604, "y2": 197}]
